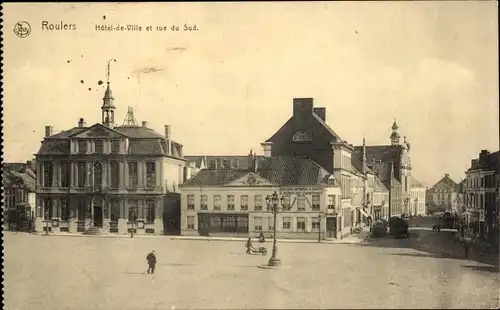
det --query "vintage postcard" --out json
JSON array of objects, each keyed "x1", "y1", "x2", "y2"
[{"x1": 2, "y1": 2, "x2": 499, "y2": 309}]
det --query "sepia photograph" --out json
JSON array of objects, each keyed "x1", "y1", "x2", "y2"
[{"x1": 1, "y1": 2, "x2": 499, "y2": 309}]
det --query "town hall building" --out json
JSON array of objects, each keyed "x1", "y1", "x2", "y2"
[{"x1": 34, "y1": 76, "x2": 186, "y2": 235}]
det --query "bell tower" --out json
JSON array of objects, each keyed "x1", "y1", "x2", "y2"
[
  {"x1": 390, "y1": 119, "x2": 400, "y2": 146},
  {"x1": 102, "y1": 59, "x2": 117, "y2": 128}
]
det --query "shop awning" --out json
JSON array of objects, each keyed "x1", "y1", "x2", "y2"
[{"x1": 358, "y1": 207, "x2": 371, "y2": 218}]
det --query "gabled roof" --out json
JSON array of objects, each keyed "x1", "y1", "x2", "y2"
[
  {"x1": 429, "y1": 175, "x2": 458, "y2": 191},
  {"x1": 410, "y1": 175, "x2": 425, "y2": 188},
  {"x1": 68, "y1": 123, "x2": 127, "y2": 138},
  {"x1": 2, "y1": 169, "x2": 36, "y2": 192},
  {"x1": 114, "y1": 126, "x2": 164, "y2": 139},
  {"x1": 185, "y1": 155, "x2": 266, "y2": 170},
  {"x1": 354, "y1": 145, "x2": 402, "y2": 166},
  {"x1": 256, "y1": 156, "x2": 330, "y2": 186},
  {"x1": 183, "y1": 156, "x2": 331, "y2": 187},
  {"x1": 46, "y1": 127, "x2": 86, "y2": 139},
  {"x1": 182, "y1": 169, "x2": 250, "y2": 186},
  {"x1": 374, "y1": 176, "x2": 389, "y2": 192},
  {"x1": 265, "y1": 113, "x2": 343, "y2": 143}
]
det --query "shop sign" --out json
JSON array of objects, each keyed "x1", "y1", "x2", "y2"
[{"x1": 280, "y1": 187, "x2": 323, "y2": 195}]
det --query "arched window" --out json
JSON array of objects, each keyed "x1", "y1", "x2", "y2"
[
  {"x1": 93, "y1": 162, "x2": 103, "y2": 188},
  {"x1": 292, "y1": 129, "x2": 313, "y2": 142}
]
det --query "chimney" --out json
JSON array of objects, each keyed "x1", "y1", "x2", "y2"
[
  {"x1": 142, "y1": 121, "x2": 148, "y2": 127},
  {"x1": 164, "y1": 125, "x2": 171, "y2": 139},
  {"x1": 77, "y1": 118, "x2": 86, "y2": 128},
  {"x1": 293, "y1": 98, "x2": 314, "y2": 117},
  {"x1": 253, "y1": 157, "x2": 259, "y2": 173},
  {"x1": 313, "y1": 107, "x2": 326, "y2": 121},
  {"x1": 445, "y1": 173, "x2": 450, "y2": 178},
  {"x1": 479, "y1": 150, "x2": 490, "y2": 162},
  {"x1": 248, "y1": 150, "x2": 254, "y2": 170},
  {"x1": 45, "y1": 126, "x2": 53, "y2": 137}
]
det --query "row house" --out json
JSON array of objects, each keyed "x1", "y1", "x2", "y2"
[
  {"x1": 427, "y1": 173, "x2": 460, "y2": 213},
  {"x1": 180, "y1": 156, "x2": 344, "y2": 240},
  {"x1": 409, "y1": 175, "x2": 427, "y2": 216},
  {"x1": 464, "y1": 149, "x2": 499, "y2": 240},
  {"x1": 2, "y1": 161, "x2": 36, "y2": 231},
  {"x1": 34, "y1": 81, "x2": 186, "y2": 235}
]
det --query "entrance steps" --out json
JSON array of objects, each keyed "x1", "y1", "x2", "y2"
[{"x1": 82, "y1": 227, "x2": 108, "y2": 236}]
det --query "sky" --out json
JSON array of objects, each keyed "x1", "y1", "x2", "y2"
[{"x1": 2, "y1": 2, "x2": 499, "y2": 186}]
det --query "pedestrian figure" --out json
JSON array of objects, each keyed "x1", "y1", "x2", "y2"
[
  {"x1": 258, "y1": 232, "x2": 265, "y2": 243},
  {"x1": 146, "y1": 250, "x2": 156, "y2": 274},
  {"x1": 245, "y1": 238, "x2": 253, "y2": 254}
]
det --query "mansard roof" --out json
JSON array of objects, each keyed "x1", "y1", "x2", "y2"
[
  {"x1": 183, "y1": 156, "x2": 331, "y2": 187},
  {"x1": 36, "y1": 122, "x2": 183, "y2": 158}
]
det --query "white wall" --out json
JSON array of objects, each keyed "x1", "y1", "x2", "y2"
[{"x1": 162, "y1": 157, "x2": 186, "y2": 193}]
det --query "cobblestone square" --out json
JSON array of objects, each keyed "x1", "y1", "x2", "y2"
[{"x1": 4, "y1": 232, "x2": 499, "y2": 309}]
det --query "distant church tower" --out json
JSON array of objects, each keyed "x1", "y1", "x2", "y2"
[
  {"x1": 390, "y1": 119, "x2": 400, "y2": 146},
  {"x1": 102, "y1": 59, "x2": 116, "y2": 128}
]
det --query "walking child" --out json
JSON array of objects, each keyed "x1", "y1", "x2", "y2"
[{"x1": 146, "y1": 250, "x2": 157, "y2": 274}]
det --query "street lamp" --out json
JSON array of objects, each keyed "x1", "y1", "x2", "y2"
[
  {"x1": 131, "y1": 207, "x2": 137, "y2": 238},
  {"x1": 404, "y1": 198, "x2": 410, "y2": 218},
  {"x1": 265, "y1": 191, "x2": 283, "y2": 267},
  {"x1": 44, "y1": 208, "x2": 49, "y2": 235},
  {"x1": 317, "y1": 213, "x2": 323, "y2": 243}
]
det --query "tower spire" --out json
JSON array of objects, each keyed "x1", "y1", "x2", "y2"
[
  {"x1": 102, "y1": 59, "x2": 117, "y2": 128},
  {"x1": 122, "y1": 106, "x2": 138, "y2": 126},
  {"x1": 362, "y1": 133, "x2": 367, "y2": 174},
  {"x1": 390, "y1": 119, "x2": 400, "y2": 146}
]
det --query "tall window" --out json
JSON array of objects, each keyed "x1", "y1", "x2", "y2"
[
  {"x1": 77, "y1": 162, "x2": 86, "y2": 188},
  {"x1": 268, "y1": 216, "x2": 274, "y2": 231},
  {"x1": 128, "y1": 200, "x2": 138, "y2": 222},
  {"x1": 328, "y1": 195, "x2": 335, "y2": 211},
  {"x1": 61, "y1": 199, "x2": 69, "y2": 220},
  {"x1": 282, "y1": 217, "x2": 291, "y2": 230},
  {"x1": 111, "y1": 140, "x2": 120, "y2": 153},
  {"x1": 146, "y1": 162, "x2": 157, "y2": 188},
  {"x1": 214, "y1": 195, "x2": 221, "y2": 210},
  {"x1": 77, "y1": 199, "x2": 86, "y2": 221},
  {"x1": 282, "y1": 195, "x2": 291, "y2": 210},
  {"x1": 227, "y1": 195, "x2": 235, "y2": 210},
  {"x1": 146, "y1": 201, "x2": 156, "y2": 223},
  {"x1": 187, "y1": 195, "x2": 195, "y2": 210},
  {"x1": 128, "y1": 162, "x2": 138, "y2": 188},
  {"x1": 93, "y1": 162, "x2": 103, "y2": 188},
  {"x1": 43, "y1": 199, "x2": 53, "y2": 220},
  {"x1": 43, "y1": 162, "x2": 53, "y2": 187},
  {"x1": 60, "y1": 162, "x2": 70, "y2": 188},
  {"x1": 110, "y1": 200, "x2": 120, "y2": 222},
  {"x1": 297, "y1": 217, "x2": 306, "y2": 231},
  {"x1": 201, "y1": 195, "x2": 208, "y2": 210},
  {"x1": 110, "y1": 161, "x2": 120, "y2": 188},
  {"x1": 297, "y1": 195, "x2": 306, "y2": 211},
  {"x1": 254, "y1": 195, "x2": 263, "y2": 211},
  {"x1": 312, "y1": 194, "x2": 320, "y2": 211},
  {"x1": 241, "y1": 195, "x2": 248, "y2": 211},
  {"x1": 94, "y1": 140, "x2": 104, "y2": 154},
  {"x1": 254, "y1": 216, "x2": 263, "y2": 231},
  {"x1": 312, "y1": 218, "x2": 320, "y2": 231},
  {"x1": 187, "y1": 216, "x2": 195, "y2": 230},
  {"x1": 78, "y1": 140, "x2": 87, "y2": 154}
]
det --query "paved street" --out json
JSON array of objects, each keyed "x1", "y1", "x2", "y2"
[{"x1": 4, "y1": 232, "x2": 499, "y2": 310}]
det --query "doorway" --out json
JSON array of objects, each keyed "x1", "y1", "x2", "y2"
[
  {"x1": 326, "y1": 217, "x2": 337, "y2": 239},
  {"x1": 93, "y1": 206, "x2": 103, "y2": 227}
]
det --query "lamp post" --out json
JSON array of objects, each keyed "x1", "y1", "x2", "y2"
[
  {"x1": 318, "y1": 213, "x2": 323, "y2": 243},
  {"x1": 404, "y1": 198, "x2": 410, "y2": 218},
  {"x1": 131, "y1": 207, "x2": 137, "y2": 238},
  {"x1": 265, "y1": 191, "x2": 283, "y2": 267},
  {"x1": 44, "y1": 209, "x2": 49, "y2": 235}
]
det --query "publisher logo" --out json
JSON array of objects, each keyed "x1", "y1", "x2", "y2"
[{"x1": 14, "y1": 21, "x2": 31, "y2": 38}]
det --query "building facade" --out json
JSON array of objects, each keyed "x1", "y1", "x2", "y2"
[
  {"x1": 180, "y1": 155, "x2": 344, "y2": 239},
  {"x1": 353, "y1": 120, "x2": 426, "y2": 218},
  {"x1": 2, "y1": 162, "x2": 37, "y2": 231},
  {"x1": 34, "y1": 81, "x2": 186, "y2": 235},
  {"x1": 409, "y1": 176, "x2": 426, "y2": 216},
  {"x1": 427, "y1": 174, "x2": 459, "y2": 213},
  {"x1": 261, "y1": 98, "x2": 389, "y2": 230},
  {"x1": 464, "y1": 150, "x2": 499, "y2": 240}
]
